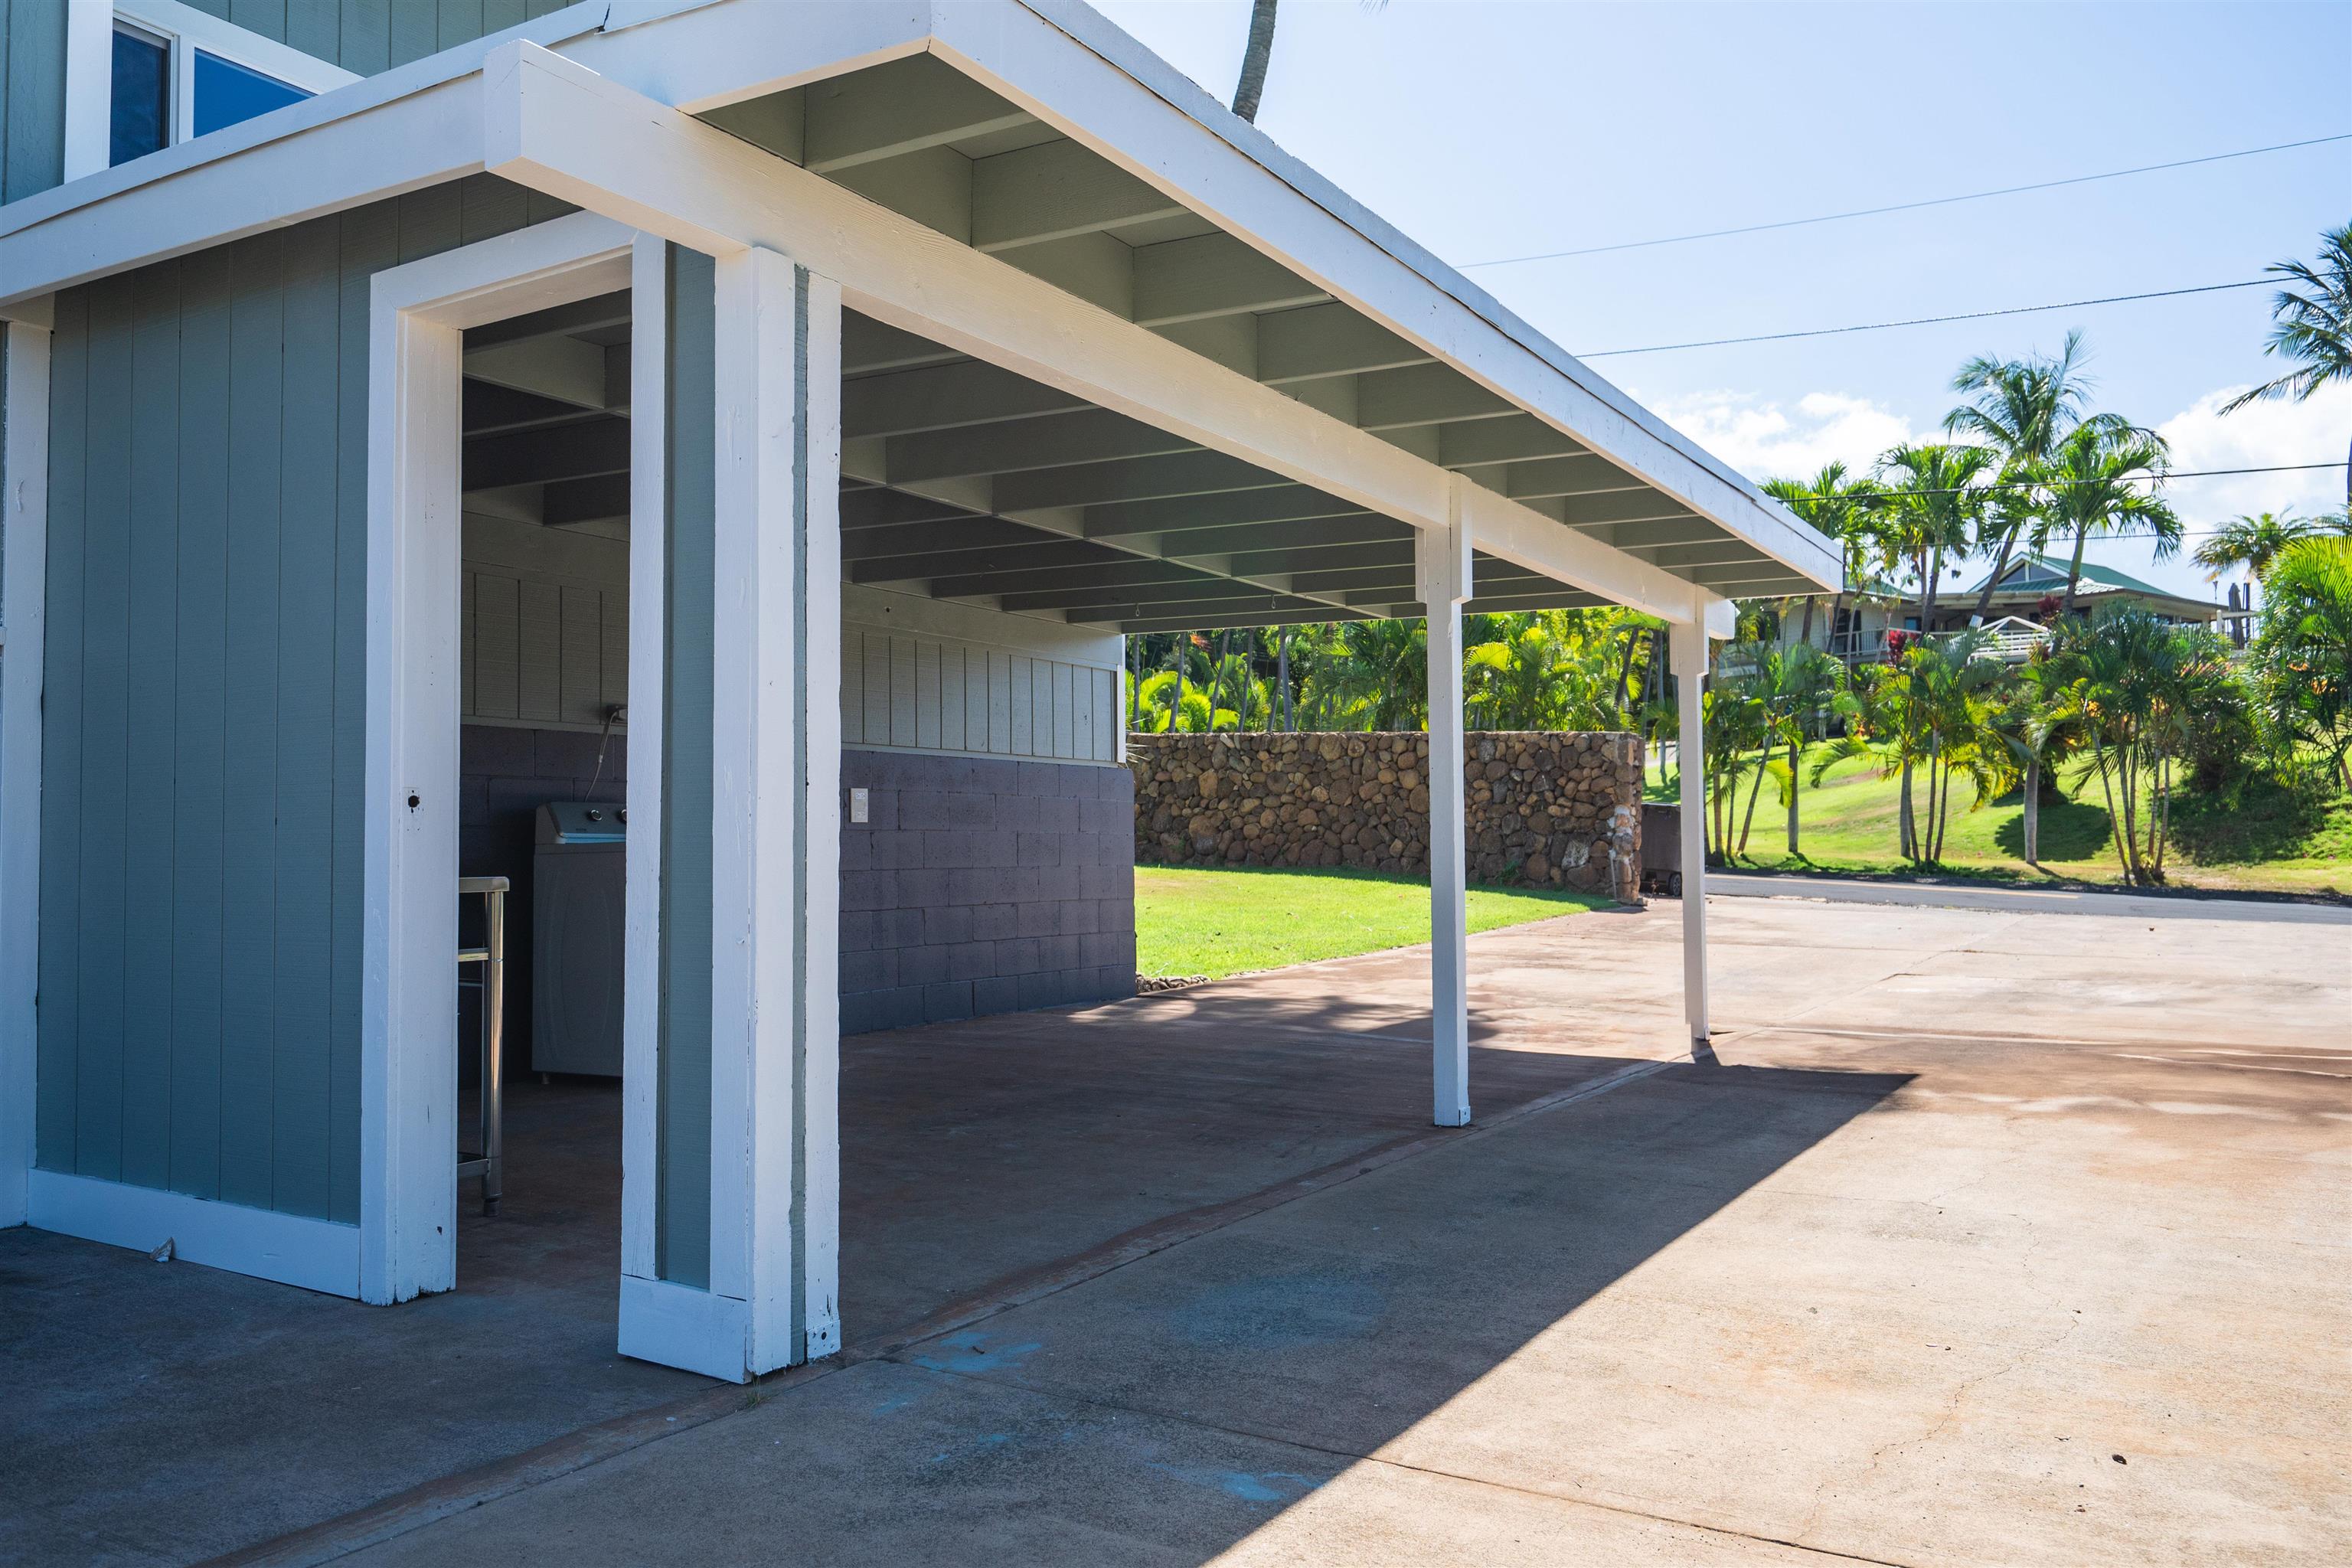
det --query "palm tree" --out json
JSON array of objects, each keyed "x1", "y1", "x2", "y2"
[
  {"x1": 1231, "y1": 0, "x2": 1281, "y2": 122},
  {"x1": 2033, "y1": 423, "x2": 2181, "y2": 615},
  {"x1": 1944, "y1": 332, "x2": 2127, "y2": 622},
  {"x1": 2045, "y1": 606, "x2": 2238, "y2": 884},
  {"x1": 2192, "y1": 510, "x2": 2328, "y2": 596},
  {"x1": 1762, "y1": 463, "x2": 1877, "y2": 652},
  {"x1": 2224, "y1": 224, "x2": 2352, "y2": 506},
  {"x1": 1874, "y1": 443, "x2": 1998, "y2": 633}
]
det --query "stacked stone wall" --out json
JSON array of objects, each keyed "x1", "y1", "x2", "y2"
[{"x1": 1129, "y1": 731, "x2": 1642, "y2": 903}]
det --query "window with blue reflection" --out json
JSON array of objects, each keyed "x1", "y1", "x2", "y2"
[
  {"x1": 193, "y1": 50, "x2": 309, "y2": 137},
  {"x1": 109, "y1": 26, "x2": 169, "y2": 166}
]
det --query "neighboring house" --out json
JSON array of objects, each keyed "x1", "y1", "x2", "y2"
[
  {"x1": 1943, "y1": 553, "x2": 2222, "y2": 632},
  {"x1": 1767, "y1": 555, "x2": 2220, "y2": 671},
  {"x1": 0, "y1": 0, "x2": 1836, "y2": 1383},
  {"x1": 1766, "y1": 575, "x2": 1909, "y2": 662}
]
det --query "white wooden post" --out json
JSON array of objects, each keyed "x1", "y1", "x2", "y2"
[
  {"x1": 1672, "y1": 622, "x2": 1710, "y2": 1050},
  {"x1": 706, "y1": 246, "x2": 843, "y2": 1375},
  {"x1": 1420, "y1": 485, "x2": 1472, "y2": 1128},
  {"x1": 2, "y1": 316, "x2": 53, "y2": 1227}
]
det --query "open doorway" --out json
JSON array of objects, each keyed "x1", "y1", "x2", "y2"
[
  {"x1": 453, "y1": 279, "x2": 634, "y2": 1305},
  {"x1": 360, "y1": 213, "x2": 651, "y2": 1312}
]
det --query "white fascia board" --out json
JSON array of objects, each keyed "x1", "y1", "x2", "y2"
[{"x1": 934, "y1": 0, "x2": 1838, "y2": 591}]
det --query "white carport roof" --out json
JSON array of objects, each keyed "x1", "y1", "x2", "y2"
[{"x1": 0, "y1": 0, "x2": 1839, "y2": 632}]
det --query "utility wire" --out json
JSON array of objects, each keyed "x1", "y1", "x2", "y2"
[
  {"x1": 1461, "y1": 133, "x2": 2352, "y2": 269},
  {"x1": 1770, "y1": 460, "x2": 2348, "y2": 501},
  {"x1": 1581, "y1": 281, "x2": 2269, "y2": 358}
]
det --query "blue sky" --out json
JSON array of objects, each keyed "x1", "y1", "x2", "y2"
[{"x1": 1093, "y1": 0, "x2": 2352, "y2": 602}]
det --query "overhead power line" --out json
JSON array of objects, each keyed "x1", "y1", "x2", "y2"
[
  {"x1": 1580, "y1": 280, "x2": 2270, "y2": 358},
  {"x1": 1772, "y1": 460, "x2": 2348, "y2": 501},
  {"x1": 1461, "y1": 132, "x2": 2352, "y2": 269}
]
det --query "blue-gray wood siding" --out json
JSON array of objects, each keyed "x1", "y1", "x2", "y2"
[
  {"x1": 840, "y1": 628, "x2": 1121, "y2": 765},
  {"x1": 462, "y1": 512, "x2": 629, "y2": 731},
  {"x1": 657, "y1": 243, "x2": 714, "y2": 1289},
  {"x1": 0, "y1": 2, "x2": 580, "y2": 207},
  {"x1": 35, "y1": 175, "x2": 557, "y2": 1223},
  {"x1": 1, "y1": 0, "x2": 66, "y2": 204}
]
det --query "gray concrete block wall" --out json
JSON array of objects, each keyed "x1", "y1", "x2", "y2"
[{"x1": 840, "y1": 750, "x2": 1136, "y2": 1034}]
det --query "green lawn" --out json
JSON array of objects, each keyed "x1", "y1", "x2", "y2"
[
  {"x1": 1647, "y1": 753, "x2": 2350, "y2": 897},
  {"x1": 1135, "y1": 864, "x2": 1611, "y2": 979}
]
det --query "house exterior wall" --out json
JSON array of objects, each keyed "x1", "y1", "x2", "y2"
[
  {"x1": 31, "y1": 175, "x2": 559, "y2": 1225},
  {"x1": 2, "y1": 0, "x2": 67, "y2": 204}
]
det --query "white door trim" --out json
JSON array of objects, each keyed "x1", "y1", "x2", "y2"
[
  {"x1": 1, "y1": 318, "x2": 52, "y2": 1227},
  {"x1": 361, "y1": 211, "x2": 637, "y2": 1305},
  {"x1": 619, "y1": 234, "x2": 667, "y2": 1285}
]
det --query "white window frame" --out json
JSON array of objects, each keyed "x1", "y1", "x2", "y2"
[{"x1": 64, "y1": 0, "x2": 360, "y2": 181}]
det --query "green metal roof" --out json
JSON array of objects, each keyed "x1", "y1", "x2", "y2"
[{"x1": 1966, "y1": 552, "x2": 2194, "y2": 603}]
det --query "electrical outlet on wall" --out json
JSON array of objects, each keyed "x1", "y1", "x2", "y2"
[{"x1": 848, "y1": 788, "x2": 869, "y2": 825}]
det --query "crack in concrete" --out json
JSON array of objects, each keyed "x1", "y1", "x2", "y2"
[{"x1": 1788, "y1": 1211, "x2": 2085, "y2": 1550}]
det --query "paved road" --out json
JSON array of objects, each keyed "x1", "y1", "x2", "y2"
[{"x1": 1704, "y1": 870, "x2": 2352, "y2": 924}]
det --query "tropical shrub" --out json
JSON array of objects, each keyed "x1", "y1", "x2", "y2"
[{"x1": 2248, "y1": 536, "x2": 2352, "y2": 787}]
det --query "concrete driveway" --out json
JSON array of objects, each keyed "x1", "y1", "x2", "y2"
[{"x1": 9, "y1": 890, "x2": 2348, "y2": 1566}]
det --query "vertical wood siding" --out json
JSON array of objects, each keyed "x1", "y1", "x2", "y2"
[
  {"x1": 35, "y1": 176, "x2": 544, "y2": 1222},
  {"x1": 459, "y1": 512, "x2": 629, "y2": 730},
  {"x1": 1, "y1": 0, "x2": 64, "y2": 204},
  {"x1": 838, "y1": 629, "x2": 1121, "y2": 766},
  {"x1": 656, "y1": 244, "x2": 715, "y2": 1290}
]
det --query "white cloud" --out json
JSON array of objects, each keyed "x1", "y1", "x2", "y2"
[
  {"x1": 2155, "y1": 381, "x2": 2351, "y2": 540},
  {"x1": 1645, "y1": 390, "x2": 1926, "y2": 484}
]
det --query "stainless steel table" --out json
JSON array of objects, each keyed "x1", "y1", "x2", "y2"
[{"x1": 457, "y1": 875, "x2": 508, "y2": 1216}]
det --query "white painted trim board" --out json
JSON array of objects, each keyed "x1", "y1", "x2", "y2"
[{"x1": 28, "y1": 1171, "x2": 361, "y2": 1296}]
